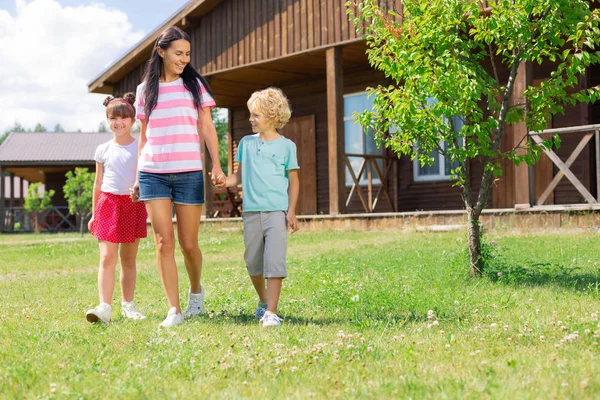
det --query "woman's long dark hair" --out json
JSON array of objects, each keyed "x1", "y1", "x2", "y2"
[{"x1": 142, "y1": 26, "x2": 214, "y2": 119}]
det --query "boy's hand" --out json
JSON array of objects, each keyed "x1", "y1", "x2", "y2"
[{"x1": 287, "y1": 211, "x2": 299, "y2": 234}]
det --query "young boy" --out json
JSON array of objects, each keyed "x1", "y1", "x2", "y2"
[{"x1": 215, "y1": 87, "x2": 299, "y2": 327}]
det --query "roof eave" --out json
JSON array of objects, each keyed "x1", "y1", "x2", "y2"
[{"x1": 88, "y1": 0, "x2": 224, "y2": 94}]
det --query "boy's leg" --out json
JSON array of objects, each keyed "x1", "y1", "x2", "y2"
[
  {"x1": 119, "y1": 239, "x2": 140, "y2": 303},
  {"x1": 98, "y1": 240, "x2": 119, "y2": 304},
  {"x1": 174, "y1": 204, "x2": 203, "y2": 294},
  {"x1": 145, "y1": 199, "x2": 180, "y2": 312},
  {"x1": 243, "y1": 213, "x2": 266, "y2": 302},
  {"x1": 265, "y1": 278, "x2": 283, "y2": 314},
  {"x1": 249, "y1": 274, "x2": 267, "y2": 305},
  {"x1": 263, "y1": 211, "x2": 288, "y2": 314}
]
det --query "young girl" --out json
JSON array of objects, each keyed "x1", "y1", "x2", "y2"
[
  {"x1": 216, "y1": 88, "x2": 300, "y2": 327},
  {"x1": 131, "y1": 26, "x2": 224, "y2": 328},
  {"x1": 85, "y1": 93, "x2": 148, "y2": 324}
]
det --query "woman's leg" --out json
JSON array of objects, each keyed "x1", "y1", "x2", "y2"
[
  {"x1": 174, "y1": 204, "x2": 203, "y2": 293},
  {"x1": 145, "y1": 200, "x2": 180, "y2": 312},
  {"x1": 119, "y1": 239, "x2": 140, "y2": 302},
  {"x1": 97, "y1": 240, "x2": 119, "y2": 304}
]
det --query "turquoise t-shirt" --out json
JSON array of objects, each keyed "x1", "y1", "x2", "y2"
[{"x1": 235, "y1": 134, "x2": 299, "y2": 212}]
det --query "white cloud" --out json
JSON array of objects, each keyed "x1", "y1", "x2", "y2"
[{"x1": 0, "y1": 0, "x2": 145, "y2": 133}]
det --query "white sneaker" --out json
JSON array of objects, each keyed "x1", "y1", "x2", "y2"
[
  {"x1": 121, "y1": 301, "x2": 146, "y2": 320},
  {"x1": 160, "y1": 307, "x2": 184, "y2": 328},
  {"x1": 260, "y1": 311, "x2": 283, "y2": 327},
  {"x1": 86, "y1": 303, "x2": 112, "y2": 324},
  {"x1": 184, "y1": 288, "x2": 204, "y2": 318},
  {"x1": 255, "y1": 303, "x2": 267, "y2": 320}
]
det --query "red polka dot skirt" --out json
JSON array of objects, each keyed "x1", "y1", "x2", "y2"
[{"x1": 90, "y1": 192, "x2": 147, "y2": 243}]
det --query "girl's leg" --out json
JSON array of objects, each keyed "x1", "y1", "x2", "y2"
[
  {"x1": 119, "y1": 239, "x2": 140, "y2": 302},
  {"x1": 174, "y1": 204, "x2": 203, "y2": 293},
  {"x1": 266, "y1": 278, "x2": 282, "y2": 314},
  {"x1": 145, "y1": 200, "x2": 180, "y2": 312},
  {"x1": 98, "y1": 240, "x2": 119, "y2": 304},
  {"x1": 249, "y1": 275, "x2": 267, "y2": 305}
]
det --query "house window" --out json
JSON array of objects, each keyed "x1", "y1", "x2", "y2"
[
  {"x1": 413, "y1": 100, "x2": 464, "y2": 182},
  {"x1": 344, "y1": 92, "x2": 383, "y2": 186}
]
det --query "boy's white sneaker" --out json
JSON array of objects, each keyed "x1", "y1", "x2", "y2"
[
  {"x1": 160, "y1": 307, "x2": 184, "y2": 328},
  {"x1": 255, "y1": 303, "x2": 267, "y2": 320},
  {"x1": 121, "y1": 301, "x2": 146, "y2": 320},
  {"x1": 260, "y1": 311, "x2": 283, "y2": 327},
  {"x1": 184, "y1": 288, "x2": 205, "y2": 318},
  {"x1": 86, "y1": 303, "x2": 112, "y2": 324}
]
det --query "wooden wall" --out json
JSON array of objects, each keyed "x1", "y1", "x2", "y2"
[{"x1": 191, "y1": 0, "x2": 401, "y2": 74}]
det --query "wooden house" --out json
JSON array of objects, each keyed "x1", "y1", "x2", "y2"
[{"x1": 88, "y1": 0, "x2": 600, "y2": 218}]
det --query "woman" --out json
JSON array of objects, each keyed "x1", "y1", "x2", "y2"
[{"x1": 132, "y1": 26, "x2": 225, "y2": 328}]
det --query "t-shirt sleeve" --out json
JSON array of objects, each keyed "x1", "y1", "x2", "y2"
[
  {"x1": 234, "y1": 137, "x2": 244, "y2": 163},
  {"x1": 94, "y1": 144, "x2": 105, "y2": 164},
  {"x1": 135, "y1": 84, "x2": 146, "y2": 120},
  {"x1": 197, "y1": 79, "x2": 216, "y2": 110},
  {"x1": 285, "y1": 140, "x2": 299, "y2": 170}
]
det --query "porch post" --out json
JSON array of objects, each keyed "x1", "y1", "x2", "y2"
[
  {"x1": 326, "y1": 46, "x2": 345, "y2": 214},
  {"x1": 227, "y1": 109, "x2": 234, "y2": 176},
  {"x1": 0, "y1": 166, "x2": 4, "y2": 231},
  {"x1": 512, "y1": 61, "x2": 531, "y2": 209}
]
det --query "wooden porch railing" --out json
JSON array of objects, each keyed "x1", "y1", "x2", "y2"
[
  {"x1": 344, "y1": 153, "x2": 397, "y2": 212},
  {"x1": 2, "y1": 206, "x2": 76, "y2": 232},
  {"x1": 529, "y1": 124, "x2": 600, "y2": 205}
]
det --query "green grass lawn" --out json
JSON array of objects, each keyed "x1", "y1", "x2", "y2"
[{"x1": 1, "y1": 227, "x2": 599, "y2": 399}]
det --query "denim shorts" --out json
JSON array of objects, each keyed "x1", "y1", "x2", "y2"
[{"x1": 138, "y1": 170, "x2": 204, "y2": 205}]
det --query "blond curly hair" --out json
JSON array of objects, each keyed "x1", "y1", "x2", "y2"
[{"x1": 247, "y1": 87, "x2": 291, "y2": 129}]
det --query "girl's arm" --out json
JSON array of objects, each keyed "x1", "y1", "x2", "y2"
[
  {"x1": 88, "y1": 162, "x2": 103, "y2": 230},
  {"x1": 287, "y1": 169, "x2": 300, "y2": 233},
  {"x1": 197, "y1": 108, "x2": 225, "y2": 185},
  {"x1": 130, "y1": 119, "x2": 147, "y2": 200}
]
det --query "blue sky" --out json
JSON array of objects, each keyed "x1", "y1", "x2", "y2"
[{"x1": 0, "y1": 0, "x2": 191, "y2": 133}]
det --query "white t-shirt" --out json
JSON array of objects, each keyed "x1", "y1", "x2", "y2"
[{"x1": 94, "y1": 139, "x2": 138, "y2": 195}]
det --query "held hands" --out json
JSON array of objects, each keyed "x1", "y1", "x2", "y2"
[
  {"x1": 129, "y1": 181, "x2": 140, "y2": 202},
  {"x1": 209, "y1": 166, "x2": 226, "y2": 188},
  {"x1": 287, "y1": 211, "x2": 299, "y2": 234}
]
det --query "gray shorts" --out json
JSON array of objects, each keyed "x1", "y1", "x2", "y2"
[{"x1": 243, "y1": 211, "x2": 288, "y2": 278}]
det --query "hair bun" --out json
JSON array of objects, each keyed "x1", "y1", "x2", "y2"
[
  {"x1": 122, "y1": 92, "x2": 136, "y2": 105},
  {"x1": 103, "y1": 96, "x2": 115, "y2": 107}
]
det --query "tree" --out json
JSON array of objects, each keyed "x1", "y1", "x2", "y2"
[
  {"x1": 212, "y1": 108, "x2": 229, "y2": 171},
  {"x1": 1, "y1": 122, "x2": 27, "y2": 145},
  {"x1": 350, "y1": 0, "x2": 600, "y2": 276},
  {"x1": 34, "y1": 123, "x2": 47, "y2": 132},
  {"x1": 98, "y1": 122, "x2": 108, "y2": 133},
  {"x1": 53, "y1": 123, "x2": 65, "y2": 132},
  {"x1": 24, "y1": 182, "x2": 54, "y2": 233},
  {"x1": 63, "y1": 168, "x2": 95, "y2": 236}
]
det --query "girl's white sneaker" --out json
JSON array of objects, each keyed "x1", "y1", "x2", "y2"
[
  {"x1": 160, "y1": 307, "x2": 184, "y2": 328},
  {"x1": 86, "y1": 303, "x2": 112, "y2": 324},
  {"x1": 260, "y1": 311, "x2": 283, "y2": 327},
  {"x1": 121, "y1": 301, "x2": 146, "y2": 320}
]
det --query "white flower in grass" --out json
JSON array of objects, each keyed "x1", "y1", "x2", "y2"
[
  {"x1": 490, "y1": 323, "x2": 498, "y2": 329},
  {"x1": 351, "y1": 295, "x2": 359, "y2": 302}
]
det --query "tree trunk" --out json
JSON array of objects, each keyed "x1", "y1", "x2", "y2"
[
  {"x1": 80, "y1": 214, "x2": 85, "y2": 237},
  {"x1": 467, "y1": 207, "x2": 482, "y2": 278}
]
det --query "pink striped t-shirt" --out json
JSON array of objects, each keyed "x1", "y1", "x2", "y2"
[{"x1": 135, "y1": 78, "x2": 216, "y2": 173}]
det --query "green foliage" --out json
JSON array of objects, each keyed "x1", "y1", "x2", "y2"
[
  {"x1": 212, "y1": 108, "x2": 229, "y2": 171},
  {"x1": 33, "y1": 123, "x2": 47, "y2": 132},
  {"x1": 349, "y1": 0, "x2": 600, "y2": 183},
  {"x1": 98, "y1": 122, "x2": 108, "y2": 133},
  {"x1": 24, "y1": 182, "x2": 54, "y2": 214},
  {"x1": 53, "y1": 123, "x2": 65, "y2": 133},
  {"x1": 63, "y1": 168, "x2": 95, "y2": 235}
]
